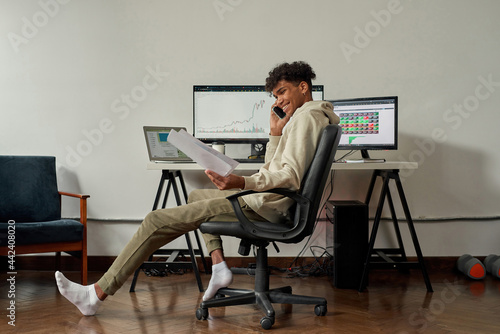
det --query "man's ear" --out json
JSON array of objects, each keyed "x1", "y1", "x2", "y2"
[{"x1": 299, "y1": 81, "x2": 309, "y2": 95}]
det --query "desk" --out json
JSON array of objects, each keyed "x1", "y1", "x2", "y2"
[
  {"x1": 145, "y1": 161, "x2": 432, "y2": 292},
  {"x1": 146, "y1": 161, "x2": 417, "y2": 172}
]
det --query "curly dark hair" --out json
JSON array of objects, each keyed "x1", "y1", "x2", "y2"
[{"x1": 265, "y1": 61, "x2": 316, "y2": 93}]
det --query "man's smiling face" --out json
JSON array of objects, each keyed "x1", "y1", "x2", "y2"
[{"x1": 272, "y1": 80, "x2": 310, "y2": 117}]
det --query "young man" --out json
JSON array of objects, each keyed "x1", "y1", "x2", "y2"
[{"x1": 55, "y1": 61, "x2": 339, "y2": 316}]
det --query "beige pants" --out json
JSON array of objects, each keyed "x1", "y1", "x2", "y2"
[{"x1": 97, "y1": 189, "x2": 264, "y2": 295}]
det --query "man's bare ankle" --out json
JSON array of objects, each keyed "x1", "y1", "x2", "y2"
[
  {"x1": 210, "y1": 249, "x2": 225, "y2": 265},
  {"x1": 94, "y1": 284, "x2": 107, "y2": 301}
]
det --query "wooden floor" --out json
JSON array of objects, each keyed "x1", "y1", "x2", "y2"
[{"x1": 1, "y1": 269, "x2": 500, "y2": 333}]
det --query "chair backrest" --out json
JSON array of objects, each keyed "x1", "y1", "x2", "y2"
[
  {"x1": 288, "y1": 124, "x2": 341, "y2": 242},
  {"x1": 0, "y1": 156, "x2": 61, "y2": 223}
]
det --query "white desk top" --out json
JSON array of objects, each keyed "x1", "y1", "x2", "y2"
[{"x1": 147, "y1": 161, "x2": 418, "y2": 171}]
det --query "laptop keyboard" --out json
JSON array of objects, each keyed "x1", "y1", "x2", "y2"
[{"x1": 234, "y1": 158, "x2": 264, "y2": 163}]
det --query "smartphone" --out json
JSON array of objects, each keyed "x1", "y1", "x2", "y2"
[{"x1": 272, "y1": 106, "x2": 286, "y2": 119}]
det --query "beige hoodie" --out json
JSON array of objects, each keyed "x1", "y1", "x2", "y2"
[{"x1": 242, "y1": 100, "x2": 340, "y2": 223}]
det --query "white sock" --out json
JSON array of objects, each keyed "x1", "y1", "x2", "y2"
[
  {"x1": 203, "y1": 261, "x2": 233, "y2": 301},
  {"x1": 55, "y1": 271, "x2": 102, "y2": 316}
]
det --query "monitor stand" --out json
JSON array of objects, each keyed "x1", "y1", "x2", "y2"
[
  {"x1": 346, "y1": 149, "x2": 386, "y2": 163},
  {"x1": 250, "y1": 143, "x2": 266, "y2": 160}
]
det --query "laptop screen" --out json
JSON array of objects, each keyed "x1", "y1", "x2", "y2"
[{"x1": 143, "y1": 126, "x2": 192, "y2": 161}]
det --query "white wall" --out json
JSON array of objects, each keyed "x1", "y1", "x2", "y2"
[{"x1": 1, "y1": 0, "x2": 499, "y2": 257}]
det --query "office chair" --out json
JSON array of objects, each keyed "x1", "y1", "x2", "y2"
[{"x1": 196, "y1": 124, "x2": 341, "y2": 330}]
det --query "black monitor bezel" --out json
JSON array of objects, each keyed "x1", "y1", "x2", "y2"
[
  {"x1": 193, "y1": 85, "x2": 324, "y2": 144},
  {"x1": 329, "y1": 96, "x2": 398, "y2": 151}
]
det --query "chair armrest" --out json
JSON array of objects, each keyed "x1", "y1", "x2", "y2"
[
  {"x1": 59, "y1": 191, "x2": 90, "y2": 199},
  {"x1": 226, "y1": 188, "x2": 298, "y2": 200},
  {"x1": 59, "y1": 191, "x2": 90, "y2": 227},
  {"x1": 224, "y1": 189, "x2": 311, "y2": 240}
]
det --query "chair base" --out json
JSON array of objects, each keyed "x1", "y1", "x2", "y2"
[
  {"x1": 197, "y1": 286, "x2": 327, "y2": 330},
  {"x1": 195, "y1": 245, "x2": 327, "y2": 330}
]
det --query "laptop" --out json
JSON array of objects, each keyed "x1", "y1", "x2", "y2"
[{"x1": 143, "y1": 126, "x2": 192, "y2": 162}]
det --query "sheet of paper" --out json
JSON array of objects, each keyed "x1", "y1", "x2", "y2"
[{"x1": 167, "y1": 129, "x2": 239, "y2": 177}]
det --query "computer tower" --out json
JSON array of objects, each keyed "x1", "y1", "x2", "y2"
[{"x1": 326, "y1": 200, "x2": 368, "y2": 289}]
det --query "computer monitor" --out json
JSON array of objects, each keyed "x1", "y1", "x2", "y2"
[
  {"x1": 193, "y1": 85, "x2": 325, "y2": 145},
  {"x1": 329, "y1": 96, "x2": 398, "y2": 160}
]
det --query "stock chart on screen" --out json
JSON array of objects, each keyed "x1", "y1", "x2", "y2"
[{"x1": 193, "y1": 85, "x2": 324, "y2": 143}]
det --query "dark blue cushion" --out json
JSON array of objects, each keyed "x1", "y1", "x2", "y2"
[
  {"x1": 0, "y1": 219, "x2": 83, "y2": 246},
  {"x1": 0, "y1": 156, "x2": 61, "y2": 222}
]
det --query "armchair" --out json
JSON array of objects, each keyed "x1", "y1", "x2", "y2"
[
  {"x1": 0, "y1": 156, "x2": 89, "y2": 284},
  {"x1": 196, "y1": 124, "x2": 341, "y2": 330}
]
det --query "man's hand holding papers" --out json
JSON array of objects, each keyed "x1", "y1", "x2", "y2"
[{"x1": 205, "y1": 170, "x2": 245, "y2": 190}]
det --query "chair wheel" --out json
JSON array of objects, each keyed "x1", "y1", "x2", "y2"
[
  {"x1": 196, "y1": 307, "x2": 208, "y2": 320},
  {"x1": 314, "y1": 304, "x2": 327, "y2": 316},
  {"x1": 260, "y1": 316, "x2": 275, "y2": 330}
]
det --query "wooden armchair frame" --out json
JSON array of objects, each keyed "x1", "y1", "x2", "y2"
[{"x1": 0, "y1": 191, "x2": 89, "y2": 284}]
